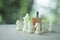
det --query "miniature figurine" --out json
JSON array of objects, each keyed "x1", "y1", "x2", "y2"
[{"x1": 16, "y1": 20, "x2": 22, "y2": 31}]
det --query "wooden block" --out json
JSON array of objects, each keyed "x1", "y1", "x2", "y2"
[{"x1": 32, "y1": 18, "x2": 42, "y2": 31}]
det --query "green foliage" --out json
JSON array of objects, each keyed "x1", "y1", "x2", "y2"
[
  {"x1": 18, "y1": 0, "x2": 32, "y2": 20},
  {"x1": 0, "y1": 0, "x2": 59, "y2": 24},
  {"x1": 0, "y1": 14, "x2": 2, "y2": 23},
  {"x1": 0, "y1": 0, "x2": 4, "y2": 9}
]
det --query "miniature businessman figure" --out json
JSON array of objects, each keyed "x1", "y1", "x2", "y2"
[{"x1": 16, "y1": 20, "x2": 22, "y2": 31}]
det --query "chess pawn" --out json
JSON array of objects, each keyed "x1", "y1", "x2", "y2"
[
  {"x1": 16, "y1": 20, "x2": 22, "y2": 31},
  {"x1": 35, "y1": 23, "x2": 41, "y2": 34},
  {"x1": 27, "y1": 21, "x2": 33, "y2": 33}
]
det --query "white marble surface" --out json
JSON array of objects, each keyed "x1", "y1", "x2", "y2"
[{"x1": 0, "y1": 24, "x2": 60, "y2": 40}]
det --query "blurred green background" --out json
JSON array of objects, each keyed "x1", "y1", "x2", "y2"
[
  {"x1": 0, "y1": 0, "x2": 33, "y2": 24},
  {"x1": 0, "y1": 0, "x2": 60, "y2": 24}
]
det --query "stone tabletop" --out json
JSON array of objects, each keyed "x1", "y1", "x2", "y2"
[{"x1": 0, "y1": 24, "x2": 60, "y2": 40}]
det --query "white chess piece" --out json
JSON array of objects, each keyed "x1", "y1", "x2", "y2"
[
  {"x1": 35, "y1": 23, "x2": 42, "y2": 34},
  {"x1": 16, "y1": 20, "x2": 22, "y2": 31},
  {"x1": 22, "y1": 16, "x2": 28, "y2": 32},
  {"x1": 27, "y1": 21, "x2": 33, "y2": 33},
  {"x1": 48, "y1": 21, "x2": 54, "y2": 32},
  {"x1": 22, "y1": 13, "x2": 29, "y2": 32},
  {"x1": 42, "y1": 21, "x2": 48, "y2": 33},
  {"x1": 42, "y1": 25, "x2": 48, "y2": 33}
]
